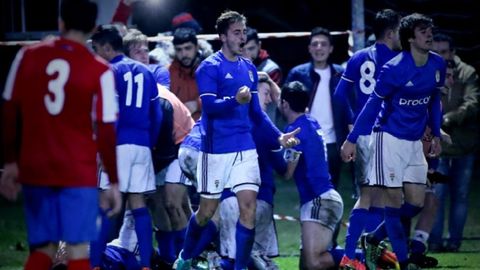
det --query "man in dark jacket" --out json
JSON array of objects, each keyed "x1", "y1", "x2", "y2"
[
  {"x1": 284, "y1": 27, "x2": 346, "y2": 190},
  {"x1": 429, "y1": 32, "x2": 480, "y2": 252}
]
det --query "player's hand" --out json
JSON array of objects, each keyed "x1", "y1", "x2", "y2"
[
  {"x1": 440, "y1": 129, "x2": 452, "y2": 145},
  {"x1": 104, "y1": 183, "x2": 122, "y2": 217},
  {"x1": 236, "y1": 86, "x2": 252, "y2": 104},
  {"x1": 0, "y1": 162, "x2": 21, "y2": 201},
  {"x1": 341, "y1": 140, "x2": 356, "y2": 162},
  {"x1": 428, "y1": 136, "x2": 442, "y2": 158},
  {"x1": 279, "y1": 127, "x2": 301, "y2": 148}
]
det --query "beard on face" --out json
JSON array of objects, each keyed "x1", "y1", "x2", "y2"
[{"x1": 180, "y1": 57, "x2": 194, "y2": 67}]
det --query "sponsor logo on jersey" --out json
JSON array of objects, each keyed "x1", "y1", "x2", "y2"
[
  {"x1": 398, "y1": 96, "x2": 430, "y2": 106},
  {"x1": 435, "y1": 70, "x2": 440, "y2": 83},
  {"x1": 248, "y1": 70, "x2": 254, "y2": 82}
]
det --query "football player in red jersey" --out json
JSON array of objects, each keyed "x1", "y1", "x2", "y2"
[{"x1": 0, "y1": 1, "x2": 121, "y2": 269}]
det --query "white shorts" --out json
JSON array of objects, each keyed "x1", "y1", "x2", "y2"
[
  {"x1": 300, "y1": 189, "x2": 343, "y2": 231},
  {"x1": 99, "y1": 144, "x2": 156, "y2": 193},
  {"x1": 355, "y1": 135, "x2": 373, "y2": 186},
  {"x1": 178, "y1": 146, "x2": 199, "y2": 184},
  {"x1": 219, "y1": 197, "x2": 279, "y2": 258},
  {"x1": 366, "y1": 132, "x2": 428, "y2": 188},
  {"x1": 196, "y1": 149, "x2": 260, "y2": 199},
  {"x1": 155, "y1": 159, "x2": 192, "y2": 187}
]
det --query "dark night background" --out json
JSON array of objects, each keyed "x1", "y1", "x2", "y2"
[
  {"x1": 0, "y1": 0, "x2": 479, "y2": 165},
  {"x1": 1, "y1": 0, "x2": 480, "y2": 83}
]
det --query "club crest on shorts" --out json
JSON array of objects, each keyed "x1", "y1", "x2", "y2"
[
  {"x1": 215, "y1": 179, "x2": 220, "y2": 188},
  {"x1": 248, "y1": 70, "x2": 254, "y2": 82},
  {"x1": 389, "y1": 172, "x2": 395, "y2": 181},
  {"x1": 435, "y1": 70, "x2": 440, "y2": 83}
]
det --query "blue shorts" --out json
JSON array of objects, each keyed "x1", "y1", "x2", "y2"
[
  {"x1": 22, "y1": 185, "x2": 99, "y2": 246},
  {"x1": 103, "y1": 245, "x2": 140, "y2": 270}
]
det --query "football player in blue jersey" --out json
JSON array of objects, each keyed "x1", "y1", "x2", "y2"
[
  {"x1": 218, "y1": 72, "x2": 286, "y2": 270},
  {"x1": 341, "y1": 13, "x2": 445, "y2": 270},
  {"x1": 334, "y1": 9, "x2": 402, "y2": 269},
  {"x1": 279, "y1": 81, "x2": 344, "y2": 270},
  {"x1": 173, "y1": 10, "x2": 300, "y2": 270},
  {"x1": 91, "y1": 25, "x2": 163, "y2": 270}
]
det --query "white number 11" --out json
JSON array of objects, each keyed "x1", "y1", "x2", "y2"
[{"x1": 123, "y1": 71, "x2": 144, "y2": 108}]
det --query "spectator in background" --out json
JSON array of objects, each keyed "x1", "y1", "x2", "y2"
[
  {"x1": 123, "y1": 28, "x2": 171, "y2": 88},
  {"x1": 169, "y1": 27, "x2": 204, "y2": 120},
  {"x1": 243, "y1": 27, "x2": 285, "y2": 129},
  {"x1": 171, "y1": 12, "x2": 203, "y2": 35},
  {"x1": 429, "y1": 32, "x2": 480, "y2": 252},
  {"x1": 242, "y1": 27, "x2": 283, "y2": 85},
  {"x1": 284, "y1": 27, "x2": 345, "y2": 190},
  {"x1": 285, "y1": 27, "x2": 345, "y2": 247}
]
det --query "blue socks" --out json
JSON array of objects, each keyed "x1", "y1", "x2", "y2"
[
  {"x1": 182, "y1": 215, "x2": 217, "y2": 260},
  {"x1": 174, "y1": 227, "x2": 187, "y2": 255},
  {"x1": 155, "y1": 230, "x2": 176, "y2": 264},
  {"x1": 90, "y1": 208, "x2": 110, "y2": 267},
  {"x1": 400, "y1": 202, "x2": 423, "y2": 238},
  {"x1": 384, "y1": 207, "x2": 408, "y2": 264},
  {"x1": 235, "y1": 221, "x2": 255, "y2": 270},
  {"x1": 366, "y1": 207, "x2": 385, "y2": 232},
  {"x1": 132, "y1": 207, "x2": 153, "y2": 267},
  {"x1": 345, "y1": 208, "x2": 368, "y2": 258},
  {"x1": 328, "y1": 246, "x2": 345, "y2": 265}
]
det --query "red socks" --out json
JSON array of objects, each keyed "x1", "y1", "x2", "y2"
[
  {"x1": 67, "y1": 258, "x2": 91, "y2": 270},
  {"x1": 24, "y1": 251, "x2": 52, "y2": 270}
]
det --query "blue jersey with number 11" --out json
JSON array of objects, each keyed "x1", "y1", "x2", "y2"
[{"x1": 111, "y1": 55, "x2": 162, "y2": 147}]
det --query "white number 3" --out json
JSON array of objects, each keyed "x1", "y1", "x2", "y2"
[{"x1": 44, "y1": 59, "x2": 70, "y2": 115}]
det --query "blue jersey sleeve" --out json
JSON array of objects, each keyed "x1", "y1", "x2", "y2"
[
  {"x1": 249, "y1": 70, "x2": 281, "y2": 144},
  {"x1": 150, "y1": 100, "x2": 162, "y2": 147},
  {"x1": 196, "y1": 61, "x2": 240, "y2": 115},
  {"x1": 333, "y1": 78, "x2": 355, "y2": 124},
  {"x1": 150, "y1": 64, "x2": 170, "y2": 89},
  {"x1": 347, "y1": 64, "x2": 398, "y2": 143},
  {"x1": 270, "y1": 149, "x2": 287, "y2": 175},
  {"x1": 149, "y1": 85, "x2": 162, "y2": 148},
  {"x1": 428, "y1": 61, "x2": 446, "y2": 138}
]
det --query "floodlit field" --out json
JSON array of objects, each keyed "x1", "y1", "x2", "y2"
[{"x1": 1, "y1": 165, "x2": 479, "y2": 269}]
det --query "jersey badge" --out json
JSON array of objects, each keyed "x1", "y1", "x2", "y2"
[
  {"x1": 248, "y1": 70, "x2": 254, "y2": 82},
  {"x1": 435, "y1": 70, "x2": 440, "y2": 83}
]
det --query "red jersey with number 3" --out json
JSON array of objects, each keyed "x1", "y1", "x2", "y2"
[{"x1": 3, "y1": 37, "x2": 118, "y2": 187}]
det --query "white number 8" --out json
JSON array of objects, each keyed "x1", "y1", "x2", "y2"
[
  {"x1": 359, "y1": 60, "x2": 376, "y2": 95},
  {"x1": 44, "y1": 59, "x2": 70, "y2": 115}
]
